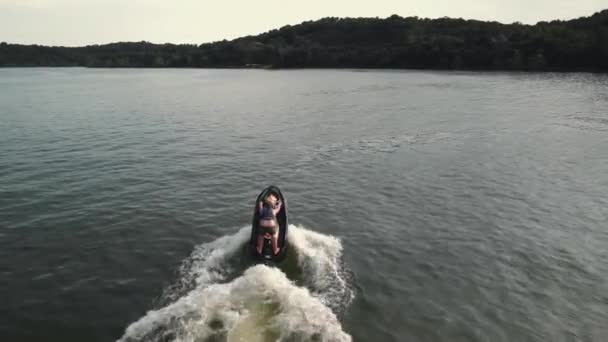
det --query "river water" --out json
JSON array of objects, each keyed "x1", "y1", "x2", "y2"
[{"x1": 1, "y1": 68, "x2": 607, "y2": 342}]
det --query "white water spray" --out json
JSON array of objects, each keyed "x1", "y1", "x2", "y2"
[{"x1": 118, "y1": 225, "x2": 354, "y2": 342}]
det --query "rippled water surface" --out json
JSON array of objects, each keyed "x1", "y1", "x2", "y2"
[{"x1": 1, "y1": 68, "x2": 608, "y2": 341}]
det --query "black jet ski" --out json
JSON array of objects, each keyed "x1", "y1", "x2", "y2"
[{"x1": 249, "y1": 185, "x2": 288, "y2": 263}]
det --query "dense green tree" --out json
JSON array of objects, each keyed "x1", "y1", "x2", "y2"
[{"x1": 1, "y1": 9, "x2": 607, "y2": 71}]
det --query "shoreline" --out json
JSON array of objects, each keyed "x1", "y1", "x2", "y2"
[{"x1": 1, "y1": 65, "x2": 607, "y2": 74}]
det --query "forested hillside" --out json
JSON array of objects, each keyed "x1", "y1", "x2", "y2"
[{"x1": 1, "y1": 9, "x2": 607, "y2": 71}]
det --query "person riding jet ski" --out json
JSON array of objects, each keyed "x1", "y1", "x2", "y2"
[
  {"x1": 250, "y1": 186, "x2": 288, "y2": 262},
  {"x1": 256, "y1": 192, "x2": 282, "y2": 255}
]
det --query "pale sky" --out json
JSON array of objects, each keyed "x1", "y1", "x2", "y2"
[{"x1": 1, "y1": 0, "x2": 607, "y2": 46}]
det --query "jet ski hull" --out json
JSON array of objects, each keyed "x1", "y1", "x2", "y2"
[{"x1": 249, "y1": 185, "x2": 288, "y2": 263}]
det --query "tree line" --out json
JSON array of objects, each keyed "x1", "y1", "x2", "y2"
[{"x1": 1, "y1": 9, "x2": 607, "y2": 71}]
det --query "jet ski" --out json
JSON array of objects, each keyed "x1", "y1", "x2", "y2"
[{"x1": 249, "y1": 185, "x2": 288, "y2": 263}]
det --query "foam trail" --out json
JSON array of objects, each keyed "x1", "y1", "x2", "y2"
[
  {"x1": 118, "y1": 225, "x2": 353, "y2": 342},
  {"x1": 289, "y1": 225, "x2": 355, "y2": 313},
  {"x1": 159, "y1": 226, "x2": 251, "y2": 304}
]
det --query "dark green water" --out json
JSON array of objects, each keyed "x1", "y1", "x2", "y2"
[{"x1": 1, "y1": 68, "x2": 607, "y2": 342}]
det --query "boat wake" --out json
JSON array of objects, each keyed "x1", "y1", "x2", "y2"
[{"x1": 118, "y1": 225, "x2": 354, "y2": 342}]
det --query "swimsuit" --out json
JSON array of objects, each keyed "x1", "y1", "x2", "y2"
[{"x1": 259, "y1": 203, "x2": 279, "y2": 235}]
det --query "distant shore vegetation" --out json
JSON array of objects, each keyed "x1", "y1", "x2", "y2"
[{"x1": 1, "y1": 9, "x2": 607, "y2": 71}]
